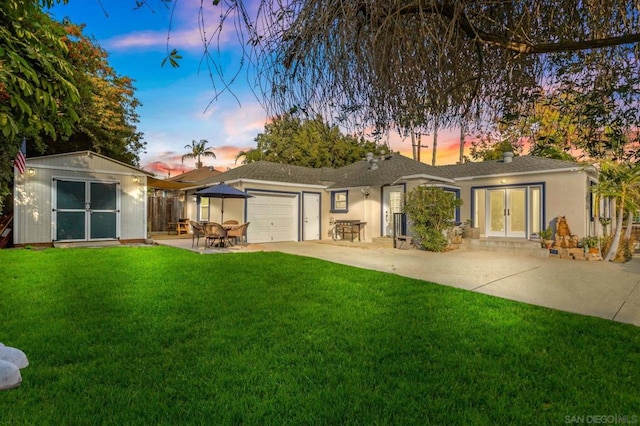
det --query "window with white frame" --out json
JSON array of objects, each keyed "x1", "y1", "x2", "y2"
[{"x1": 199, "y1": 197, "x2": 210, "y2": 222}]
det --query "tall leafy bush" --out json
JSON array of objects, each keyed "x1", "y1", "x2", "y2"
[{"x1": 404, "y1": 186, "x2": 463, "y2": 252}]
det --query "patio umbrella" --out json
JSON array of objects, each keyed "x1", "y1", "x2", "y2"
[{"x1": 195, "y1": 183, "x2": 252, "y2": 223}]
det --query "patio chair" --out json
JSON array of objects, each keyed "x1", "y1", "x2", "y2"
[
  {"x1": 190, "y1": 221, "x2": 205, "y2": 247},
  {"x1": 176, "y1": 218, "x2": 190, "y2": 235},
  {"x1": 205, "y1": 222, "x2": 229, "y2": 248},
  {"x1": 226, "y1": 222, "x2": 250, "y2": 246}
]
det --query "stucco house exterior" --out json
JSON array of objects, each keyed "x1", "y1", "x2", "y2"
[
  {"x1": 180, "y1": 152, "x2": 598, "y2": 244},
  {"x1": 13, "y1": 151, "x2": 152, "y2": 247}
]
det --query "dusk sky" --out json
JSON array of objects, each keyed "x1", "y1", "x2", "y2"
[{"x1": 49, "y1": 0, "x2": 463, "y2": 178}]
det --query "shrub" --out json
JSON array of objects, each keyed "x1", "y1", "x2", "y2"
[{"x1": 404, "y1": 186, "x2": 462, "y2": 252}]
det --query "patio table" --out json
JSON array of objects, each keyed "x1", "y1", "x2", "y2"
[{"x1": 335, "y1": 220, "x2": 367, "y2": 242}]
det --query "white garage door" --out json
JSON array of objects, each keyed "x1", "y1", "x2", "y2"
[{"x1": 247, "y1": 192, "x2": 299, "y2": 243}]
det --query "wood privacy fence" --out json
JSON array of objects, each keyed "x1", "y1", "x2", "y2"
[{"x1": 147, "y1": 196, "x2": 183, "y2": 232}]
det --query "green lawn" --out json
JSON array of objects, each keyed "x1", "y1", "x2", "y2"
[{"x1": 0, "y1": 246, "x2": 638, "y2": 424}]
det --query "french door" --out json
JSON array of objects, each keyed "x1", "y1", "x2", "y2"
[
  {"x1": 54, "y1": 179, "x2": 119, "y2": 241},
  {"x1": 487, "y1": 188, "x2": 526, "y2": 238},
  {"x1": 382, "y1": 185, "x2": 404, "y2": 236}
]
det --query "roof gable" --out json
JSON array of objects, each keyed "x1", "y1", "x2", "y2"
[{"x1": 25, "y1": 150, "x2": 151, "y2": 175}]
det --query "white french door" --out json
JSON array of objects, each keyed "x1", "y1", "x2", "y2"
[
  {"x1": 486, "y1": 188, "x2": 527, "y2": 238},
  {"x1": 382, "y1": 185, "x2": 404, "y2": 237}
]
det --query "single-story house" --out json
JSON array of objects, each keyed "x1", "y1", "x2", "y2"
[
  {"x1": 13, "y1": 151, "x2": 152, "y2": 247},
  {"x1": 180, "y1": 152, "x2": 600, "y2": 244}
]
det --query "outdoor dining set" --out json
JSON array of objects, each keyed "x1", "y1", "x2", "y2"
[{"x1": 188, "y1": 220, "x2": 250, "y2": 248}]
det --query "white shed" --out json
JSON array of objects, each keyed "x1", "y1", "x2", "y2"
[{"x1": 13, "y1": 151, "x2": 152, "y2": 247}]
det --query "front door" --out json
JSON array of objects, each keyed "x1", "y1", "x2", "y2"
[
  {"x1": 54, "y1": 179, "x2": 119, "y2": 241},
  {"x1": 487, "y1": 188, "x2": 526, "y2": 238},
  {"x1": 302, "y1": 192, "x2": 320, "y2": 240},
  {"x1": 382, "y1": 185, "x2": 404, "y2": 237}
]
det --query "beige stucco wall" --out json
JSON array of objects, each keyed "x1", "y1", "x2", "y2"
[
  {"x1": 326, "y1": 186, "x2": 380, "y2": 241},
  {"x1": 455, "y1": 169, "x2": 595, "y2": 238},
  {"x1": 14, "y1": 152, "x2": 148, "y2": 245}
]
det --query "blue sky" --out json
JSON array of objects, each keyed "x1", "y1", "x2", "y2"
[{"x1": 49, "y1": 0, "x2": 461, "y2": 177}]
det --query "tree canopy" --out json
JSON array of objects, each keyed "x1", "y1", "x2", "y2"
[
  {"x1": 236, "y1": 114, "x2": 388, "y2": 168},
  {"x1": 1, "y1": 0, "x2": 144, "y2": 211},
  {"x1": 182, "y1": 140, "x2": 216, "y2": 169},
  {"x1": 180, "y1": 0, "x2": 640, "y2": 139}
]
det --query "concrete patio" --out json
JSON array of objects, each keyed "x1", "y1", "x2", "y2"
[{"x1": 152, "y1": 234, "x2": 640, "y2": 327}]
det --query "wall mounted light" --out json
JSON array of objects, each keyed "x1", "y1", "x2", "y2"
[
  {"x1": 500, "y1": 179, "x2": 507, "y2": 184},
  {"x1": 133, "y1": 176, "x2": 140, "y2": 183},
  {"x1": 28, "y1": 168, "x2": 35, "y2": 176}
]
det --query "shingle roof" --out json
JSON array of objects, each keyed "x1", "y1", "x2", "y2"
[
  {"x1": 195, "y1": 161, "x2": 333, "y2": 187},
  {"x1": 327, "y1": 154, "x2": 454, "y2": 188},
  {"x1": 167, "y1": 166, "x2": 221, "y2": 183},
  {"x1": 188, "y1": 154, "x2": 587, "y2": 190},
  {"x1": 440, "y1": 155, "x2": 584, "y2": 178}
]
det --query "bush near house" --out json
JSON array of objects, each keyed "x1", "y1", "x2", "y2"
[{"x1": 404, "y1": 187, "x2": 463, "y2": 252}]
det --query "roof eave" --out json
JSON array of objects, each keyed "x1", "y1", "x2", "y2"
[
  {"x1": 393, "y1": 174, "x2": 456, "y2": 185},
  {"x1": 453, "y1": 166, "x2": 586, "y2": 181}
]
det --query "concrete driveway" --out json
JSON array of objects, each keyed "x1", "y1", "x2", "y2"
[{"x1": 259, "y1": 242, "x2": 640, "y2": 327}]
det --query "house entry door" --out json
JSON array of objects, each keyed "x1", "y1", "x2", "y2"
[
  {"x1": 486, "y1": 188, "x2": 526, "y2": 238},
  {"x1": 302, "y1": 192, "x2": 320, "y2": 240},
  {"x1": 54, "y1": 179, "x2": 119, "y2": 241},
  {"x1": 382, "y1": 185, "x2": 404, "y2": 237}
]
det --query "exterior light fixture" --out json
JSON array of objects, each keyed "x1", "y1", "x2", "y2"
[
  {"x1": 28, "y1": 168, "x2": 35, "y2": 176},
  {"x1": 133, "y1": 176, "x2": 140, "y2": 183}
]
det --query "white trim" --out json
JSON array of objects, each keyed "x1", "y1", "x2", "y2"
[
  {"x1": 453, "y1": 167, "x2": 581, "y2": 181},
  {"x1": 393, "y1": 173, "x2": 456, "y2": 184},
  {"x1": 26, "y1": 163, "x2": 150, "y2": 178},
  {"x1": 52, "y1": 177, "x2": 121, "y2": 242}
]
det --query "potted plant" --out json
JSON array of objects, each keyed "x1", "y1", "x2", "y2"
[
  {"x1": 538, "y1": 228, "x2": 554, "y2": 248},
  {"x1": 581, "y1": 235, "x2": 600, "y2": 254}
]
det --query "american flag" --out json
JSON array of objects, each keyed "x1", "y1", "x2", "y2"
[{"x1": 14, "y1": 139, "x2": 26, "y2": 174}]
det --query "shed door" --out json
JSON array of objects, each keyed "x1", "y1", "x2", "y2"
[
  {"x1": 247, "y1": 192, "x2": 298, "y2": 243},
  {"x1": 54, "y1": 179, "x2": 119, "y2": 241}
]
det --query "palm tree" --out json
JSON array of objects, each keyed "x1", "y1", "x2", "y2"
[
  {"x1": 182, "y1": 139, "x2": 216, "y2": 169},
  {"x1": 592, "y1": 161, "x2": 640, "y2": 261}
]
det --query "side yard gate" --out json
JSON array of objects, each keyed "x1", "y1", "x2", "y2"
[{"x1": 147, "y1": 196, "x2": 183, "y2": 232}]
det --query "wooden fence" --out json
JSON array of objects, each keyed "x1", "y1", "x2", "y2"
[{"x1": 147, "y1": 196, "x2": 183, "y2": 232}]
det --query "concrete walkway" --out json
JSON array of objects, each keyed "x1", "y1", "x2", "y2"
[{"x1": 155, "y1": 236, "x2": 640, "y2": 327}]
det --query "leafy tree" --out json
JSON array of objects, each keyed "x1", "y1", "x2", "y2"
[
  {"x1": 165, "y1": 1, "x2": 640, "y2": 140},
  {"x1": 1, "y1": 1, "x2": 145, "y2": 212},
  {"x1": 182, "y1": 139, "x2": 216, "y2": 169},
  {"x1": 1, "y1": 0, "x2": 79, "y2": 210},
  {"x1": 592, "y1": 161, "x2": 640, "y2": 262},
  {"x1": 38, "y1": 21, "x2": 145, "y2": 165},
  {"x1": 404, "y1": 187, "x2": 462, "y2": 252},
  {"x1": 236, "y1": 114, "x2": 387, "y2": 168}
]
